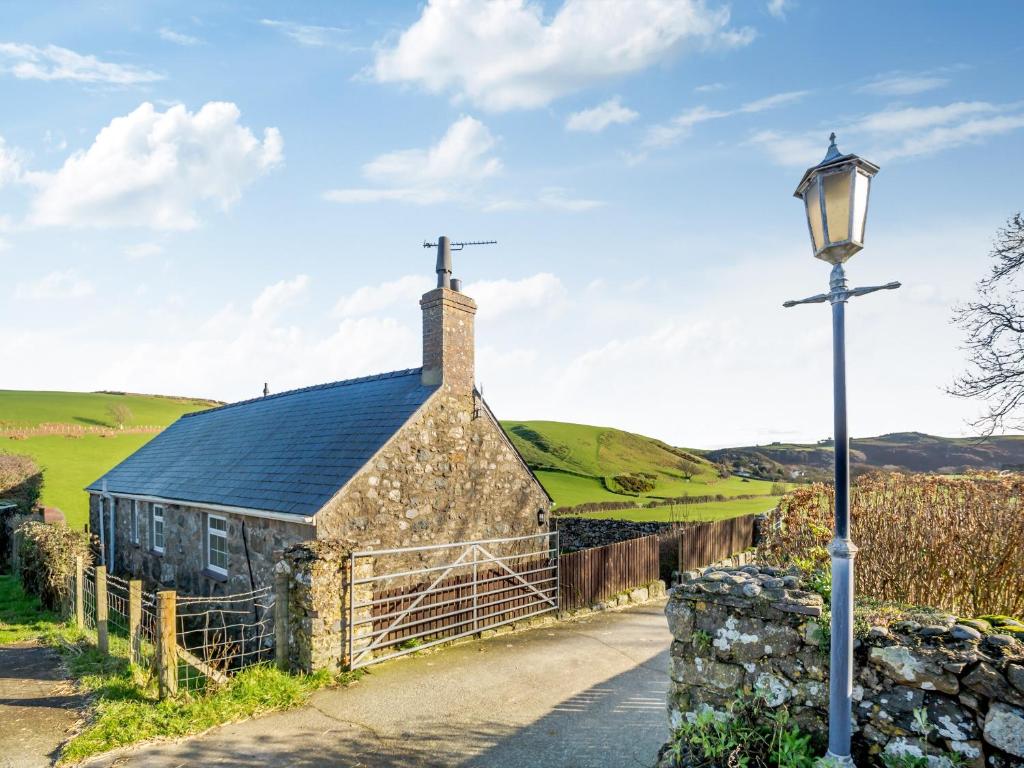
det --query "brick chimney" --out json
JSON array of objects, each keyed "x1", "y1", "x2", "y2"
[{"x1": 420, "y1": 286, "x2": 476, "y2": 391}]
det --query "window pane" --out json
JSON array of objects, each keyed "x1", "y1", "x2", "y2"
[
  {"x1": 823, "y1": 170, "x2": 851, "y2": 243},
  {"x1": 803, "y1": 178, "x2": 825, "y2": 253},
  {"x1": 208, "y1": 517, "x2": 228, "y2": 572},
  {"x1": 852, "y1": 170, "x2": 870, "y2": 243}
]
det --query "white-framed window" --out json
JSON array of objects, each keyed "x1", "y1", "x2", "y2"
[
  {"x1": 130, "y1": 500, "x2": 140, "y2": 545},
  {"x1": 206, "y1": 514, "x2": 228, "y2": 576},
  {"x1": 150, "y1": 504, "x2": 165, "y2": 554}
]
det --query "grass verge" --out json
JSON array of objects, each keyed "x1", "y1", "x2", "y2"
[
  {"x1": 0, "y1": 574, "x2": 361, "y2": 764},
  {"x1": 565, "y1": 495, "x2": 782, "y2": 522}
]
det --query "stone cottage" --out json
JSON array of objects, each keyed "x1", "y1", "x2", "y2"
[{"x1": 87, "y1": 245, "x2": 551, "y2": 595}]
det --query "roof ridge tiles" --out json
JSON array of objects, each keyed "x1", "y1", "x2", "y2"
[{"x1": 181, "y1": 367, "x2": 425, "y2": 419}]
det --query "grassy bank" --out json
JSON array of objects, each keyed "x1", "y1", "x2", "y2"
[
  {"x1": 565, "y1": 495, "x2": 782, "y2": 523},
  {"x1": 0, "y1": 575, "x2": 359, "y2": 764},
  {"x1": 7, "y1": 434, "x2": 156, "y2": 530}
]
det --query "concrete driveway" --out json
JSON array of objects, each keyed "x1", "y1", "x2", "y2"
[
  {"x1": 0, "y1": 642, "x2": 86, "y2": 768},
  {"x1": 85, "y1": 601, "x2": 671, "y2": 768}
]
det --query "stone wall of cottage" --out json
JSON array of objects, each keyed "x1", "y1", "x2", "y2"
[
  {"x1": 88, "y1": 494, "x2": 314, "y2": 595},
  {"x1": 663, "y1": 566, "x2": 1024, "y2": 767},
  {"x1": 314, "y1": 387, "x2": 551, "y2": 571}
]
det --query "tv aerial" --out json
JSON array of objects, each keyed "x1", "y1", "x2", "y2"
[{"x1": 423, "y1": 235, "x2": 496, "y2": 289}]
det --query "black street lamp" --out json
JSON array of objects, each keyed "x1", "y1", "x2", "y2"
[{"x1": 784, "y1": 134, "x2": 900, "y2": 766}]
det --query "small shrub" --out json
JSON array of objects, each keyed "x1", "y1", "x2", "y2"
[
  {"x1": 18, "y1": 521, "x2": 91, "y2": 609},
  {"x1": 770, "y1": 481, "x2": 787, "y2": 496},
  {"x1": 613, "y1": 473, "x2": 657, "y2": 494},
  {"x1": 663, "y1": 694, "x2": 819, "y2": 768}
]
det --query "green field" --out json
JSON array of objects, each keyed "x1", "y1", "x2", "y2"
[
  {"x1": 1, "y1": 390, "x2": 218, "y2": 530},
  {"x1": 568, "y1": 495, "x2": 783, "y2": 523},
  {"x1": 0, "y1": 389, "x2": 217, "y2": 428},
  {"x1": 6, "y1": 434, "x2": 157, "y2": 530},
  {"x1": 504, "y1": 420, "x2": 785, "y2": 510}
]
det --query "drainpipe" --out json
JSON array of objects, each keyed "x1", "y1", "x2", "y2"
[{"x1": 108, "y1": 494, "x2": 116, "y2": 574}]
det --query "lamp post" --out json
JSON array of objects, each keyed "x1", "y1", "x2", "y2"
[{"x1": 784, "y1": 134, "x2": 900, "y2": 765}]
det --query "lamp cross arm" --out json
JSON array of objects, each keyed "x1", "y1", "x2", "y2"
[
  {"x1": 783, "y1": 293, "x2": 830, "y2": 308},
  {"x1": 848, "y1": 281, "x2": 902, "y2": 299}
]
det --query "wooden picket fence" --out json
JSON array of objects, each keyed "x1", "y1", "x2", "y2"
[
  {"x1": 676, "y1": 514, "x2": 757, "y2": 572},
  {"x1": 558, "y1": 514, "x2": 759, "y2": 611},
  {"x1": 559, "y1": 535, "x2": 660, "y2": 611}
]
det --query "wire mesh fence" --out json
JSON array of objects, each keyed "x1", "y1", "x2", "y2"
[
  {"x1": 67, "y1": 566, "x2": 276, "y2": 694},
  {"x1": 82, "y1": 566, "x2": 97, "y2": 629},
  {"x1": 175, "y1": 586, "x2": 275, "y2": 691}
]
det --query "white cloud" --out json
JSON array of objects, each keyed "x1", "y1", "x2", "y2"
[
  {"x1": 159, "y1": 28, "x2": 202, "y2": 46},
  {"x1": 15, "y1": 269, "x2": 94, "y2": 300},
  {"x1": 0, "y1": 42, "x2": 163, "y2": 84},
  {"x1": 766, "y1": 0, "x2": 791, "y2": 19},
  {"x1": 694, "y1": 82, "x2": 726, "y2": 93},
  {"x1": 750, "y1": 100, "x2": 1024, "y2": 166},
  {"x1": 372, "y1": 0, "x2": 754, "y2": 111},
  {"x1": 123, "y1": 242, "x2": 163, "y2": 261},
  {"x1": 27, "y1": 101, "x2": 283, "y2": 230},
  {"x1": 643, "y1": 89, "x2": 808, "y2": 149},
  {"x1": 0, "y1": 136, "x2": 23, "y2": 185},
  {"x1": 0, "y1": 237, "x2": 9, "y2": 252},
  {"x1": 566, "y1": 97, "x2": 638, "y2": 132},
  {"x1": 483, "y1": 187, "x2": 605, "y2": 213},
  {"x1": 464, "y1": 273, "x2": 567, "y2": 318},
  {"x1": 251, "y1": 275, "x2": 310, "y2": 321},
  {"x1": 537, "y1": 187, "x2": 605, "y2": 211},
  {"x1": 260, "y1": 19, "x2": 350, "y2": 48},
  {"x1": 858, "y1": 73, "x2": 949, "y2": 96},
  {"x1": 325, "y1": 115, "x2": 500, "y2": 205},
  {"x1": 334, "y1": 275, "x2": 432, "y2": 317}
]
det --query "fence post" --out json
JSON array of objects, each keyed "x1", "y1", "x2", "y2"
[
  {"x1": 96, "y1": 565, "x2": 109, "y2": 654},
  {"x1": 157, "y1": 590, "x2": 178, "y2": 698},
  {"x1": 75, "y1": 555, "x2": 85, "y2": 628},
  {"x1": 11, "y1": 528, "x2": 22, "y2": 577},
  {"x1": 129, "y1": 579, "x2": 142, "y2": 663},
  {"x1": 274, "y1": 567, "x2": 290, "y2": 672}
]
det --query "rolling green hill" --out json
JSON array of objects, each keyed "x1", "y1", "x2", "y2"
[
  {"x1": 502, "y1": 420, "x2": 783, "y2": 518},
  {"x1": 0, "y1": 389, "x2": 218, "y2": 429},
  {"x1": 707, "y1": 431, "x2": 1024, "y2": 481},
  {"x1": 1, "y1": 390, "x2": 219, "y2": 529}
]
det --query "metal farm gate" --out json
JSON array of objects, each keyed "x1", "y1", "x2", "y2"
[{"x1": 348, "y1": 532, "x2": 558, "y2": 669}]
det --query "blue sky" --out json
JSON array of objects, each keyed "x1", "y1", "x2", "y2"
[{"x1": 1, "y1": 0, "x2": 1023, "y2": 447}]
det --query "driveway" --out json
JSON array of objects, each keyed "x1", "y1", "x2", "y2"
[
  {"x1": 86, "y1": 600, "x2": 671, "y2": 768},
  {"x1": 0, "y1": 642, "x2": 86, "y2": 768}
]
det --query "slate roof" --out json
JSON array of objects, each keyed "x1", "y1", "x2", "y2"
[{"x1": 87, "y1": 369, "x2": 437, "y2": 517}]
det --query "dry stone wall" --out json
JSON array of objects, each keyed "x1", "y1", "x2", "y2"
[
  {"x1": 665, "y1": 565, "x2": 1024, "y2": 767},
  {"x1": 315, "y1": 387, "x2": 550, "y2": 574},
  {"x1": 89, "y1": 494, "x2": 313, "y2": 595}
]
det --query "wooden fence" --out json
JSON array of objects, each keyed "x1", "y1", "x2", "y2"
[
  {"x1": 559, "y1": 514, "x2": 759, "y2": 612},
  {"x1": 676, "y1": 514, "x2": 756, "y2": 572},
  {"x1": 559, "y1": 535, "x2": 660, "y2": 611}
]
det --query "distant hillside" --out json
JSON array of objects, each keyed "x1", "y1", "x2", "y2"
[
  {"x1": 502, "y1": 420, "x2": 781, "y2": 509},
  {"x1": 0, "y1": 389, "x2": 221, "y2": 430},
  {"x1": 706, "y1": 431, "x2": 1024, "y2": 481},
  {"x1": 1, "y1": 390, "x2": 219, "y2": 529}
]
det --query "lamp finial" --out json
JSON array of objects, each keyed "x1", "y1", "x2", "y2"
[{"x1": 822, "y1": 132, "x2": 841, "y2": 163}]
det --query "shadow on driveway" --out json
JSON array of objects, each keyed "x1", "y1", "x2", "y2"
[{"x1": 85, "y1": 601, "x2": 672, "y2": 768}]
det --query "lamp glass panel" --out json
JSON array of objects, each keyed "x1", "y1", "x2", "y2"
[
  {"x1": 804, "y1": 177, "x2": 825, "y2": 253},
  {"x1": 822, "y1": 169, "x2": 852, "y2": 244},
  {"x1": 851, "y1": 169, "x2": 871, "y2": 243}
]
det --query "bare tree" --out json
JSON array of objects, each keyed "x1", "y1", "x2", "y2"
[
  {"x1": 107, "y1": 403, "x2": 133, "y2": 430},
  {"x1": 678, "y1": 459, "x2": 702, "y2": 481},
  {"x1": 949, "y1": 213, "x2": 1024, "y2": 434}
]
